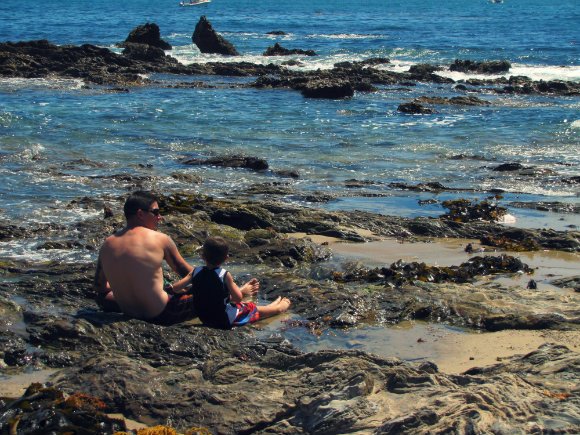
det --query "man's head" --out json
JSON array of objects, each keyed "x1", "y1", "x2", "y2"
[
  {"x1": 123, "y1": 191, "x2": 162, "y2": 230},
  {"x1": 202, "y1": 237, "x2": 229, "y2": 266}
]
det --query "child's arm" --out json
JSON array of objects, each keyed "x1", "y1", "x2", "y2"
[
  {"x1": 224, "y1": 273, "x2": 259, "y2": 303},
  {"x1": 165, "y1": 270, "x2": 192, "y2": 295}
]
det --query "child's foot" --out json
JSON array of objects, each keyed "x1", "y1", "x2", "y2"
[{"x1": 277, "y1": 297, "x2": 291, "y2": 313}]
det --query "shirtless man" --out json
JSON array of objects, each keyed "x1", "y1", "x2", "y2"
[{"x1": 94, "y1": 191, "x2": 195, "y2": 324}]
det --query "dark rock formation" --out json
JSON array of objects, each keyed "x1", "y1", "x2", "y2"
[
  {"x1": 441, "y1": 198, "x2": 507, "y2": 223},
  {"x1": 389, "y1": 182, "x2": 450, "y2": 192},
  {"x1": 0, "y1": 39, "x2": 182, "y2": 86},
  {"x1": 263, "y1": 42, "x2": 316, "y2": 56},
  {"x1": 301, "y1": 80, "x2": 354, "y2": 99},
  {"x1": 398, "y1": 102, "x2": 435, "y2": 114},
  {"x1": 408, "y1": 63, "x2": 443, "y2": 75},
  {"x1": 509, "y1": 201, "x2": 580, "y2": 215},
  {"x1": 121, "y1": 22, "x2": 171, "y2": 50},
  {"x1": 415, "y1": 95, "x2": 491, "y2": 106},
  {"x1": 181, "y1": 155, "x2": 268, "y2": 171},
  {"x1": 122, "y1": 42, "x2": 167, "y2": 62},
  {"x1": 192, "y1": 16, "x2": 239, "y2": 55},
  {"x1": 492, "y1": 162, "x2": 525, "y2": 171},
  {"x1": 450, "y1": 59, "x2": 511, "y2": 74},
  {"x1": 562, "y1": 176, "x2": 580, "y2": 184}
]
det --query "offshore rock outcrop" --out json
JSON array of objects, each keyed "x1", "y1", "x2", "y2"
[
  {"x1": 192, "y1": 15, "x2": 239, "y2": 55},
  {"x1": 2, "y1": 35, "x2": 579, "y2": 97},
  {"x1": 450, "y1": 59, "x2": 511, "y2": 74},
  {"x1": 263, "y1": 42, "x2": 317, "y2": 56},
  {"x1": 121, "y1": 22, "x2": 172, "y2": 50}
]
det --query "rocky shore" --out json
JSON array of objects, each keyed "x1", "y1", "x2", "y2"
[{"x1": 1, "y1": 190, "x2": 579, "y2": 433}]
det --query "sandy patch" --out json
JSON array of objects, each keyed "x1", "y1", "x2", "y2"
[
  {"x1": 0, "y1": 369, "x2": 58, "y2": 398},
  {"x1": 433, "y1": 329, "x2": 580, "y2": 374},
  {"x1": 281, "y1": 234, "x2": 580, "y2": 374}
]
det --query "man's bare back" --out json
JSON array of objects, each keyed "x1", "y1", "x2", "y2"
[
  {"x1": 99, "y1": 226, "x2": 171, "y2": 319},
  {"x1": 95, "y1": 192, "x2": 193, "y2": 321}
]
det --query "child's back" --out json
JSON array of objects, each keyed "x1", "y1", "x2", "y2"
[{"x1": 191, "y1": 266, "x2": 231, "y2": 329}]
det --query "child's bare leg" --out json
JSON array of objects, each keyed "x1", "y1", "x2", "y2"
[{"x1": 257, "y1": 297, "x2": 291, "y2": 319}]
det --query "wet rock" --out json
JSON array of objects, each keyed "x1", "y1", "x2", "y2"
[
  {"x1": 192, "y1": 16, "x2": 239, "y2": 55},
  {"x1": 122, "y1": 42, "x2": 168, "y2": 62},
  {"x1": 441, "y1": 198, "x2": 507, "y2": 223},
  {"x1": 170, "y1": 171, "x2": 203, "y2": 184},
  {"x1": 333, "y1": 255, "x2": 532, "y2": 288},
  {"x1": 0, "y1": 384, "x2": 127, "y2": 433},
  {"x1": 509, "y1": 201, "x2": 580, "y2": 214},
  {"x1": 407, "y1": 63, "x2": 443, "y2": 76},
  {"x1": 4, "y1": 345, "x2": 578, "y2": 434},
  {"x1": 482, "y1": 227, "x2": 579, "y2": 252},
  {"x1": 263, "y1": 42, "x2": 316, "y2": 56},
  {"x1": 0, "y1": 223, "x2": 31, "y2": 240},
  {"x1": 389, "y1": 181, "x2": 449, "y2": 192},
  {"x1": 450, "y1": 59, "x2": 511, "y2": 74},
  {"x1": 415, "y1": 95, "x2": 491, "y2": 106},
  {"x1": 550, "y1": 275, "x2": 580, "y2": 292},
  {"x1": 266, "y1": 30, "x2": 287, "y2": 35},
  {"x1": 492, "y1": 162, "x2": 525, "y2": 171},
  {"x1": 562, "y1": 176, "x2": 580, "y2": 185},
  {"x1": 345, "y1": 179, "x2": 381, "y2": 188},
  {"x1": 397, "y1": 102, "x2": 435, "y2": 114},
  {"x1": 121, "y1": 22, "x2": 172, "y2": 50},
  {"x1": 181, "y1": 155, "x2": 269, "y2": 171},
  {"x1": 272, "y1": 168, "x2": 300, "y2": 178},
  {"x1": 301, "y1": 80, "x2": 355, "y2": 99},
  {"x1": 103, "y1": 204, "x2": 114, "y2": 218}
]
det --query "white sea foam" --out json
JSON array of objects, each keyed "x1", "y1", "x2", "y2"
[
  {"x1": 0, "y1": 77, "x2": 84, "y2": 91},
  {"x1": 0, "y1": 240, "x2": 96, "y2": 264},
  {"x1": 570, "y1": 120, "x2": 580, "y2": 129},
  {"x1": 308, "y1": 33, "x2": 385, "y2": 40},
  {"x1": 436, "y1": 63, "x2": 580, "y2": 83}
]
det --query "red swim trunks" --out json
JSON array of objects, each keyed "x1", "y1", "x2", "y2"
[{"x1": 231, "y1": 302, "x2": 260, "y2": 326}]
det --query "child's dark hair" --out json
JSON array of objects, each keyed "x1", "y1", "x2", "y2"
[{"x1": 202, "y1": 237, "x2": 229, "y2": 265}]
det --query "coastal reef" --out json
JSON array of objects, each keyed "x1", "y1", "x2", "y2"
[
  {"x1": 2, "y1": 19, "x2": 579, "y2": 100},
  {"x1": 1, "y1": 192, "x2": 579, "y2": 433}
]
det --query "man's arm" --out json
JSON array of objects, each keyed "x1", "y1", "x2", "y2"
[
  {"x1": 163, "y1": 235, "x2": 193, "y2": 277},
  {"x1": 94, "y1": 253, "x2": 111, "y2": 295}
]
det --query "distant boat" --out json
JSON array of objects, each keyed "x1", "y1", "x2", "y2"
[
  {"x1": 490, "y1": 0, "x2": 503, "y2": 3},
  {"x1": 179, "y1": 0, "x2": 211, "y2": 6}
]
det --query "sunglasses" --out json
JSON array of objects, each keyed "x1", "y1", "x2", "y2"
[{"x1": 142, "y1": 208, "x2": 161, "y2": 216}]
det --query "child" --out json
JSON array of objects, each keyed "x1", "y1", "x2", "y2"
[{"x1": 167, "y1": 236, "x2": 291, "y2": 329}]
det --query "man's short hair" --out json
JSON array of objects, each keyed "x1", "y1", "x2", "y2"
[
  {"x1": 123, "y1": 191, "x2": 158, "y2": 218},
  {"x1": 203, "y1": 237, "x2": 229, "y2": 265}
]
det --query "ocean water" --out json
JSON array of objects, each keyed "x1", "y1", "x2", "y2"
[{"x1": 0, "y1": 0, "x2": 579, "y2": 262}]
